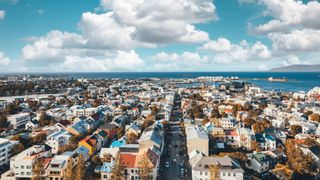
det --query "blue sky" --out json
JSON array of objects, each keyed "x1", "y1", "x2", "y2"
[{"x1": 0, "y1": 0, "x2": 319, "y2": 72}]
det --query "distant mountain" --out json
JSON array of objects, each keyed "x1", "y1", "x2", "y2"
[{"x1": 270, "y1": 64, "x2": 320, "y2": 72}]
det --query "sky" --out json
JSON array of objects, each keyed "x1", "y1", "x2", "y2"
[{"x1": 0, "y1": 0, "x2": 319, "y2": 72}]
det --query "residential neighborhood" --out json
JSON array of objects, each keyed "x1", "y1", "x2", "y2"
[{"x1": 0, "y1": 75, "x2": 319, "y2": 180}]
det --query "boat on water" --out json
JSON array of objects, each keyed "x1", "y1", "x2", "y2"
[{"x1": 268, "y1": 77, "x2": 288, "y2": 82}]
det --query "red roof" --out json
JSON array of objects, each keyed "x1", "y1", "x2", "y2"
[{"x1": 120, "y1": 154, "x2": 137, "y2": 168}]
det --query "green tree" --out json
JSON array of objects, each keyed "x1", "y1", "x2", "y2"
[
  {"x1": 11, "y1": 143, "x2": 25, "y2": 156},
  {"x1": 39, "y1": 111, "x2": 51, "y2": 127},
  {"x1": 33, "y1": 133, "x2": 47, "y2": 144}
]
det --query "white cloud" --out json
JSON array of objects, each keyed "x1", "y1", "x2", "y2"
[
  {"x1": 37, "y1": 9, "x2": 44, "y2": 14},
  {"x1": 59, "y1": 50, "x2": 144, "y2": 72},
  {"x1": 0, "y1": 51, "x2": 11, "y2": 66},
  {"x1": 151, "y1": 51, "x2": 208, "y2": 67},
  {"x1": 269, "y1": 29, "x2": 320, "y2": 51},
  {"x1": 250, "y1": 0, "x2": 320, "y2": 35},
  {"x1": 200, "y1": 38, "x2": 271, "y2": 63},
  {"x1": 100, "y1": 0, "x2": 216, "y2": 44},
  {"x1": 199, "y1": 37, "x2": 232, "y2": 52},
  {"x1": 22, "y1": 30, "x2": 88, "y2": 60},
  {"x1": 0, "y1": 10, "x2": 5, "y2": 20},
  {"x1": 282, "y1": 56, "x2": 301, "y2": 66}
]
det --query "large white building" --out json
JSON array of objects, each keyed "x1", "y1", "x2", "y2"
[
  {"x1": 0, "y1": 138, "x2": 18, "y2": 168},
  {"x1": 186, "y1": 125, "x2": 209, "y2": 156},
  {"x1": 2, "y1": 145, "x2": 52, "y2": 179},
  {"x1": 7, "y1": 113, "x2": 31, "y2": 129},
  {"x1": 46, "y1": 130, "x2": 71, "y2": 154}
]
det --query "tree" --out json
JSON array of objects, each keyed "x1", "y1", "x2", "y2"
[
  {"x1": 211, "y1": 108, "x2": 221, "y2": 118},
  {"x1": 33, "y1": 133, "x2": 47, "y2": 144},
  {"x1": 150, "y1": 106, "x2": 158, "y2": 115},
  {"x1": 210, "y1": 164, "x2": 220, "y2": 180},
  {"x1": 127, "y1": 132, "x2": 138, "y2": 144},
  {"x1": 11, "y1": 143, "x2": 25, "y2": 156},
  {"x1": 0, "y1": 115, "x2": 8, "y2": 130},
  {"x1": 285, "y1": 140, "x2": 317, "y2": 176},
  {"x1": 243, "y1": 117, "x2": 255, "y2": 127},
  {"x1": 291, "y1": 125, "x2": 302, "y2": 135},
  {"x1": 75, "y1": 154, "x2": 85, "y2": 180},
  {"x1": 111, "y1": 153, "x2": 125, "y2": 180},
  {"x1": 102, "y1": 153, "x2": 113, "y2": 163},
  {"x1": 64, "y1": 158, "x2": 74, "y2": 180},
  {"x1": 138, "y1": 154, "x2": 153, "y2": 180},
  {"x1": 39, "y1": 111, "x2": 51, "y2": 127},
  {"x1": 202, "y1": 116, "x2": 209, "y2": 125},
  {"x1": 252, "y1": 122, "x2": 265, "y2": 134},
  {"x1": 309, "y1": 113, "x2": 320, "y2": 123},
  {"x1": 32, "y1": 158, "x2": 45, "y2": 180},
  {"x1": 251, "y1": 140, "x2": 261, "y2": 152},
  {"x1": 92, "y1": 155, "x2": 102, "y2": 166}
]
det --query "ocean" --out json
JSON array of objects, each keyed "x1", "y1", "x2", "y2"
[{"x1": 2, "y1": 72, "x2": 320, "y2": 92}]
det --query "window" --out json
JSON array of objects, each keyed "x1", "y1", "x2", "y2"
[
  {"x1": 233, "y1": 173, "x2": 236, "y2": 176},
  {"x1": 223, "y1": 172, "x2": 226, "y2": 176},
  {"x1": 228, "y1": 173, "x2": 231, "y2": 176},
  {"x1": 200, "y1": 171, "x2": 203, "y2": 175},
  {"x1": 21, "y1": 166, "x2": 24, "y2": 169},
  {"x1": 205, "y1": 172, "x2": 207, "y2": 176},
  {"x1": 131, "y1": 169, "x2": 134, "y2": 173}
]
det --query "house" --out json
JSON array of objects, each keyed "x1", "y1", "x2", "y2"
[
  {"x1": 219, "y1": 116, "x2": 237, "y2": 129},
  {"x1": 47, "y1": 151, "x2": 79, "y2": 179},
  {"x1": 0, "y1": 138, "x2": 18, "y2": 168},
  {"x1": 192, "y1": 156, "x2": 244, "y2": 180},
  {"x1": 99, "y1": 123, "x2": 118, "y2": 139},
  {"x1": 25, "y1": 120, "x2": 39, "y2": 130},
  {"x1": 46, "y1": 130, "x2": 71, "y2": 154},
  {"x1": 94, "y1": 129, "x2": 109, "y2": 147},
  {"x1": 7, "y1": 113, "x2": 31, "y2": 129},
  {"x1": 125, "y1": 122, "x2": 142, "y2": 136},
  {"x1": 99, "y1": 147, "x2": 119, "y2": 161},
  {"x1": 101, "y1": 162, "x2": 114, "y2": 179},
  {"x1": 66, "y1": 120, "x2": 90, "y2": 136},
  {"x1": 139, "y1": 127, "x2": 163, "y2": 152},
  {"x1": 301, "y1": 146, "x2": 320, "y2": 168},
  {"x1": 78, "y1": 134, "x2": 102, "y2": 155},
  {"x1": 237, "y1": 128, "x2": 254, "y2": 150},
  {"x1": 247, "y1": 153, "x2": 270, "y2": 173},
  {"x1": 186, "y1": 125, "x2": 209, "y2": 156},
  {"x1": 2, "y1": 145, "x2": 52, "y2": 179}
]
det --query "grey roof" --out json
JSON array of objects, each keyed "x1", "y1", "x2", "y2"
[
  {"x1": 186, "y1": 126, "x2": 208, "y2": 141},
  {"x1": 193, "y1": 156, "x2": 244, "y2": 173}
]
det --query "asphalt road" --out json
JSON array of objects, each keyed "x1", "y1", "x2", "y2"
[{"x1": 158, "y1": 96, "x2": 192, "y2": 180}]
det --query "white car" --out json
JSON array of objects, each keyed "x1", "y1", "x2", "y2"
[{"x1": 165, "y1": 162, "x2": 170, "y2": 168}]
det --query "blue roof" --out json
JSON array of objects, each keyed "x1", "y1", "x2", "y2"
[
  {"x1": 255, "y1": 134, "x2": 266, "y2": 143},
  {"x1": 101, "y1": 162, "x2": 113, "y2": 173},
  {"x1": 76, "y1": 146, "x2": 89, "y2": 155},
  {"x1": 110, "y1": 140, "x2": 126, "y2": 148},
  {"x1": 265, "y1": 134, "x2": 275, "y2": 141}
]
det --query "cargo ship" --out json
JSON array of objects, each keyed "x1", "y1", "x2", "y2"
[{"x1": 267, "y1": 77, "x2": 288, "y2": 82}]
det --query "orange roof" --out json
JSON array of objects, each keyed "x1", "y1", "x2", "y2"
[
  {"x1": 225, "y1": 130, "x2": 238, "y2": 136},
  {"x1": 120, "y1": 154, "x2": 137, "y2": 168}
]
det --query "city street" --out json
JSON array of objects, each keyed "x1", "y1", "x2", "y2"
[{"x1": 158, "y1": 95, "x2": 192, "y2": 180}]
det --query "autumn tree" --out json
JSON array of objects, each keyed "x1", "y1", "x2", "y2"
[
  {"x1": 102, "y1": 153, "x2": 113, "y2": 163},
  {"x1": 0, "y1": 114, "x2": 8, "y2": 130},
  {"x1": 127, "y1": 132, "x2": 138, "y2": 144},
  {"x1": 285, "y1": 140, "x2": 317, "y2": 176},
  {"x1": 111, "y1": 153, "x2": 125, "y2": 180},
  {"x1": 75, "y1": 154, "x2": 85, "y2": 180},
  {"x1": 202, "y1": 116, "x2": 209, "y2": 125},
  {"x1": 39, "y1": 111, "x2": 51, "y2": 127},
  {"x1": 210, "y1": 164, "x2": 220, "y2": 180},
  {"x1": 11, "y1": 143, "x2": 25, "y2": 156},
  {"x1": 138, "y1": 154, "x2": 153, "y2": 180},
  {"x1": 33, "y1": 133, "x2": 47, "y2": 144},
  {"x1": 251, "y1": 140, "x2": 261, "y2": 152},
  {"x1": 309, "y1": 113, "x2": 320, "y2": 123},
  {"x1": 32, "y1": 158, "x2": 45, "y2": 180},
  {"x1": 64, "y1": 158, "x2": 74, "y2": 180},
  {"x1": 290, "y1": 125, "x2": 302, "y2": 135}
]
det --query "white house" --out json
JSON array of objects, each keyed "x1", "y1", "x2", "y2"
[
  {"x1": 0, "y1": 138, "x2": 18, "y2": 168},
  {"x1": 7, "y1": 113, "x2": 31, "y2": 129}
]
